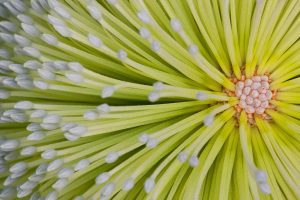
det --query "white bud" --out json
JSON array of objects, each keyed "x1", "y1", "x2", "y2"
[
  {"x1": 69, "y1": 125, "x2": 87, "y2": 136},
  {"x1": 153, "y1": 81, "x2": 164, "y2": 91},
  {"x1": 48, "y1": 15, "x2": 64, "y2": 26},
  {"x1": 74, "y1": 159, "x2": 90, "y2": 171},
  {"x1": 54, "y1": 61, "x2": 68, "y2": 71},
  {"x1": 117, "y1": 50, "x2": 127, "y2": 60},
  {"x1": 61, "y1": 123, "x2": 77, "y2": 132},
  {"x1": 14, "y1": 101, "x2": 33, "y2": 110},
  {"x1": 139, "y1": 133, "x2": 149, "y2": 143},
  {"x1": 0, "y1": 48, "x2": 10, "y2": 59},
  {"x1": 24, "y1": 60, "x2": 41, "y2": 70},
  {"x1": 259, "y1": 182, "x2": 271, "y2": 194},
  {"x1": 0, "y1": 33, "x2": 14, "y2": 43},
  {"x1": 105, "y1": 152, "x2": 120, "y2": 163},
  {"x1": 170, "y1": 19, "x2": 182, "y2": 32},
  {"x1": 30, "y1": 0, "x2": 44, "y2": 13},
  {"x1": 41, "y1": 149, "x2": 57, "y2": 160},
  {"x1": 151, "y1": 41, "x2": 160, "y2": 52},
  {"x1": 5, "y1": 154, "x2": 16, "y2": 162},
  {"x1": 144, "y1": 177, "x2": 155, "y2": 193},
  {"x1": 146, "y1": 138, "x2": 158, "y2": 149},
  {"x1": 17, "y1": 79, "x2": 34, "y2": 89},
  {"x1": 23, "y1": 47, "x2": 41, "y2": 58},
  {"x1": 189, "y1": 155, "x2": 199, "y2": 167},
  {"x1": 64, "y1": 133, "x2": 79, "y2": 141},
  {"x1": 33, "y1": 80, "x2": 49, "y2": 90},
  {"x1": 21, "y1": 23, "x2": 40, "y2": 36},
  {"x1": 88, "y1": 33, "x2": 102, "y2": 48},
  {"x1": 96, "y1": 172, "x2": 110, "y2": 185},
  {"x1": 48, "y1": 0, "x2": 60, "y2": 9},
  {"x1": 47, "y1": 159, "x2": 64, "y2": 172},
  {"x1": 9, "y1": 64, "x2": 28, "y2": 74},
  {"x1": 101, "y1": 182, "x2": 115, "y2": 197},
  {"x1": 0, "y1": 187, "x2": 16, "y2": 199},
  {"x1": 101, "y1": 86, "x2": 115, "y2": 98},
  {"x1": 177, "y1": 152, "x2": 188, "y2": 163},
  {"x1": 27, "y1": 131, "x2": 46, "y2": 141},
  {"x1": 28, "y1": 173, "x2": 45, "y2": 182},
  {"x1": 37, "y1": 0, "x2": 49, "y2": 9},
  {"x1": 148, "y1": 91, "x2": 160, "y2": 102},
  {"x1": 14, "y1": 34, "x2": 31, "y2": 47},
  {"x1": 122, "y1": 178, "x2": 134, "y2": 191},
  {"x1": 15, "y1": 73, "x2": 31, "y2": 81},
  {"x1": 41, "y1": 34, "x2": 58, "y2": 45},
  {"x1": 30, "y1": 109, "x2": 47, "y2": 118},
  {"x1": 0, "y1": 140, "x2": 19, "y2": 151},
  {"x1": 3, "y1": 175, "x2": 17, "y2": 186},
  {"x1": 0, "y1": 21, "x2": 17, "y2": 32},
  {"x1": 17, "y1": 14, "x2": 33, "y2": 24},
  {"x1": 53, "y1": 24, "x2": 72, "y2": 37},
  {"x1": 0, "y1": 60, "x2": 12, "y2": 70},
  {"x1": 17, "y1": 189, "x2": 32, "y2": 198},
  {"x1": 137, "y1": 11, "x2": 151, "y2": 23},
  {"x1": 43, "y1": 114, "x2": 61, "y2": 124},
  {"x1": 20, "y1": 180, "x2": 38, "y2": 190},
  {"x1": 3, "y1": 109, "x2": 20, "y2": 117},
  {"x1": 0, "y1": 89, "x2": 10, "y2": 99},
  {"x1": 27, "y1": 123, "x2": 42, "y2": 131},
  {"x1": 9, "y1": 162, "x2": 27, "y2": 174},
  {"x1": 255, "y1": 170, "x2": 268, "y2": 183},
  {"x1": 52, "y1": 178, "x2": 68, "y2": 191},
  {"x1": 68, "y1": 62, "x2": 83, "y2": 72},
  {"x1": 18, "y1": 76, "x2": 29, "y2": 87},
  {"x1": 139, "y1": 27, "x2": 151, "y2": 39},
  {"x1": 97, "y1": 103, "x2": 110, "y2": 113},
  {"x1": 83, "y1": 110, "x2": 98, "y2": 120},
  {"x1": 204, "y1": 114, "x2": 214, "y2": 126},
  {"x1": 21, "y1": 146, "x2": 36, "y2": 156},
  {"x1": 55, "y1": 6, "x2": 71, "y2": 19},
  {"x1": 87, "y1": 5, "x2": 102, "y2": 20},
  {"x1": 188, "y1": 44, "x2": 198, "y2": 55},
  {"x1": 0, "y1": 116, "x2": 13, "y2": 122},
  {"x1": 10, "y1": 112, "x2": 28, "y2": 122},
  {"x1": 65, "y1": 73, "x2": 84, "y2": 83},
  {"x1": 9, "y1": 0, "x2": 26, "y2": 13},
  {"x1": 58, "y1": 168, "x2": 74, "y2": 179},
  {"x1": 5, "y1": 151, "x2": 19, "y2": 161},
  {"x1": 43, "y1": 62, "x2": 55, "y2": 70},
  {"x1": 196, "y1": 91, "x2": 208, "y2": 100},
  {"x1": 41, "y1": 122, "x2": 58, "y2": 130},
  {"x1": 36, "y1": 163, "x2": 48, "y2": 175}
]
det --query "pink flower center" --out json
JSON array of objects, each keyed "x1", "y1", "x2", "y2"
[{"x1": 233, "y1": 74, "x2": 276, "y2": 123}]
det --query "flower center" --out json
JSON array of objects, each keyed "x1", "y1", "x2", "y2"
[{"x1": 228, "y1": 74, "x2": 277, "y2": 125}]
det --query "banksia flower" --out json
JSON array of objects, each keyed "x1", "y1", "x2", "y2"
[{"x1": 0, "y1": 0, "x2": 299, "y2": 199}]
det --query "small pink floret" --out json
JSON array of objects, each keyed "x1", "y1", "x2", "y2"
[
  {"x1": 243, "y1": 87, "x2": 251, "y2": 95},
  {"x1": 245, "y1": 105, "x2": 255, "y2": 114},
  {"x1": 245, "y1": 79, "x2": 252, "y2": 86},
  {"x1": 256, "y1": 107, "x2": 265, "y2": 115},
  {"x1": 251, "y1": 90, "x2": 259, "y2": 98}
]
